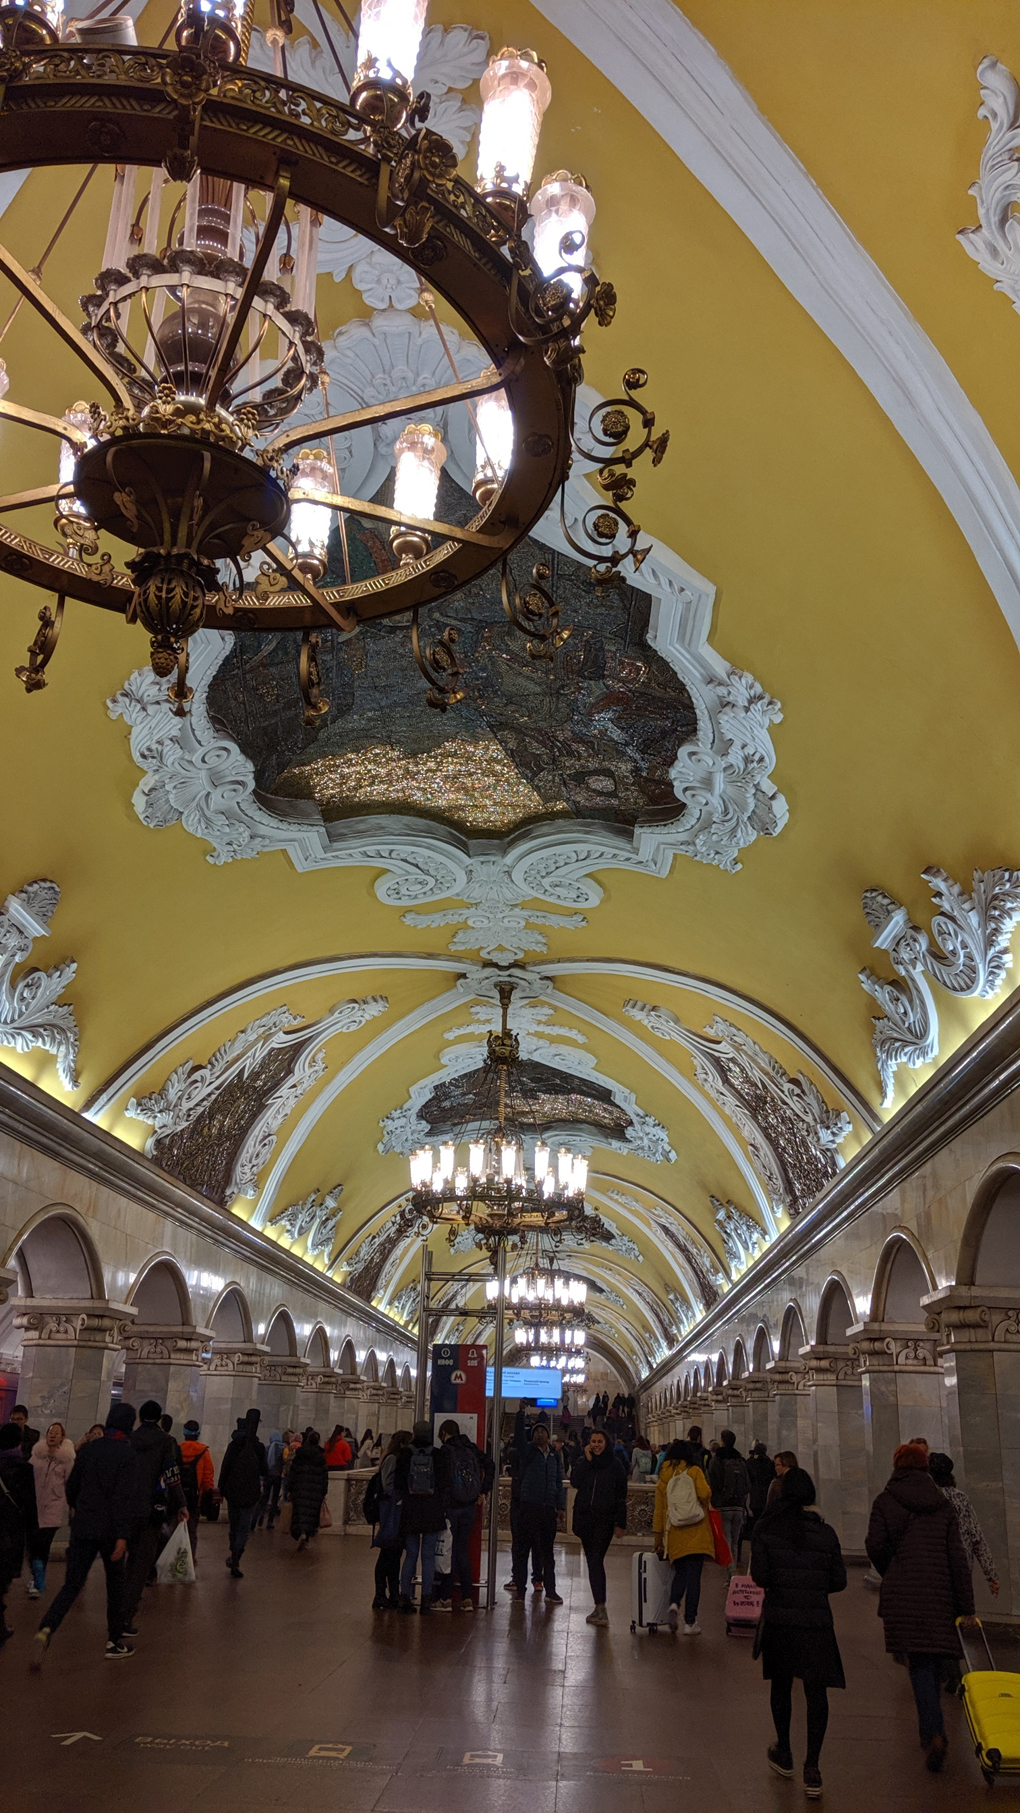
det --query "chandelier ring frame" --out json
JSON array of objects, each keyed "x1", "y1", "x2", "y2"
[{"x1": 0, "y1": 46, "x2": 576, "y2": 627}]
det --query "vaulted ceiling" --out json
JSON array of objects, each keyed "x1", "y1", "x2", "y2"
[{"x1": 3, "y1": 0, "x2": 1020, "y2": 1381}]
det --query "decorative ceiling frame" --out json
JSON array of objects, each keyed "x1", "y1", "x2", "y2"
[{"x1": 532, "y1": 0, "x2": 1020, "y2": 654}]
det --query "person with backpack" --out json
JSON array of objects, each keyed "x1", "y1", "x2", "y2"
[
  {"x1": 0, "y1": 1421, "x2": 37, "y2": 1641},
  {"x1": 218, "y1": 1408, "x2": 267, "y2": 1578},
  {"x1": 751, "y1": 1466, "x2": 847, "y2": 1800},
  {"x1": 124, "y1": 1399, "x2": 187, "y2": 1630},
  {"x1": 571, "y1": 1429, "x2": 627, "y2": 1626},
  {"x1": 708, "y1": 1430, "x2": 750, "y2": 1577},
  {"x1": 432, "y1": 1418, "x2": 489, "y2": 1611},
  {"x1": 653, "y1": 1438, "x2": 714, "y2": 1634},
  {"x1": 178, "y1": 1420, "x2": 215, "y2": 1558},
  {"x1": 686, "y1": 1425, "x2": 712, "y2": 1475},
  {"x1": 394, "y1": 1420, "x2": 449, "y2": 1612},
  {"x1": 366, "y1": 1429, "x2": 410, "y2": 1609},
  {"x1": 512, "y1": 1423, "x2": 566, "y2": 1603}
]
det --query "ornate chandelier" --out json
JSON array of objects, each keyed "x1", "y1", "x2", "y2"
[
  {"x1": 408, "y1": 980, "x2": 590, "y2": 1245},
  {"x1": 0, "y1": 0, "x2": 668, "y2": 717},
  {"x1": 485, "y1": 1260, "x2": 588, "y2": 1310}
]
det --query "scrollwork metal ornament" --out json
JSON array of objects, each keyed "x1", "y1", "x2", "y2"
[
  {"x1": 410, "y1": 606, "x2": 466, "y2": 710},
  {"x1": 500, "y1": 557, "x2": 570, "y2": 659}
]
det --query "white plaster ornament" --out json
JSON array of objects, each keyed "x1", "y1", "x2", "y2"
[{"x1": 0, "y1": 880, "x2": 79, "y2": 1090}]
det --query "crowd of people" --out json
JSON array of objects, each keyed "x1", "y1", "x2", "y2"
[{"x1": 0, "y1": 1395, "x2": 1001, "y2": 1793}]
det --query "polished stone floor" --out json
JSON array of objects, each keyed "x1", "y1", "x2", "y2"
[{"x1": 1, "y1": 1528, "x2": 1014, "y2": 1811}]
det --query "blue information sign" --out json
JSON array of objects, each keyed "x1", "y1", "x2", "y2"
[{"x1": 485, "y1": 1365, "x2": 562, "y2": 1398}]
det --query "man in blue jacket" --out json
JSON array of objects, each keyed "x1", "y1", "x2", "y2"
[
  {"x1": 512, "y1": 1423, "x2": 565, "y2": 1603},
  {"x1": 32, "y1": 1402, "x2": 138, "y2": 1668}
]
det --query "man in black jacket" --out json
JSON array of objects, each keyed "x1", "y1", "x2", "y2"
[
  {"x1": 0, "y1": 1422, "x2": 37, "y2": 1641},
  {"x1": 218, "y1": 1407, "x2": 267, "y2": 1578},
  {"x1": 570, "y1": 1430, "x2": 627, "y2": 1625},
  {"x1": 124, "y1": 1399, "x2": 188, "y2": 1627},
  {"x1": 9, "y1": 1404, "x2": 39, "y2": 1461},
  {"x1": 708, "y1": 1430, "x2": 750, "y2": 1576},
  {"x1": 394, "y1": 1420, "x2": 449, "y2": 1613},
  {"x1": 512, "y1": 1424, "x2": 565, "y2": 1603},
  {"x1": 32, "y1": 1402, "x2": 138, "y2": 1667}
]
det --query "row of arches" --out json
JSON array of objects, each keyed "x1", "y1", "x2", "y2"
[{"x1": 0, "y1": 1205, "x2": 411, "y2": 1389}]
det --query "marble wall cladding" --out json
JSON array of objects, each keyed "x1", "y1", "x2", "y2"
[
  {"x1": 17, "y1": 1339, "x2": 120, "y2": 1437},
  {"x1": 0, "y1": 1126, "x2": 415, "y2": 1418},
  {"x1": 120, "y1": 1357, "x2": 204, "y2": 1428}
]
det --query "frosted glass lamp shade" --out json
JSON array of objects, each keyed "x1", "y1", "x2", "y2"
[
  {"x1": 59, "y1": 401, "x2": 92, "y2": 494},
  {"x1": 356, "y1": 0, "x2": 427, "y2": 88},
  {"x1": 477, "y1": 48, "x2": 552, "y2": 198},
  {"x1": 393, "y1": 422, "x2": 446, "y2": 523},
  {"x1": 531, "y1": 172, "x2": 596, "y2": 296},
  {"x1": 288, "y1": 447, "x2": 333, "y2": 573},
  {"x1": 473, "y1": 384, "x2": 513, "y2": 502}
]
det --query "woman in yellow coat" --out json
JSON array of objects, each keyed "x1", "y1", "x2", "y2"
[{"x1": 653, "y1": 1439, "x2": 715, "y2": 1634}]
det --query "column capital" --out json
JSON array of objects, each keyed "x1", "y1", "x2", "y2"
[
  {"x1": 740, "y1": 1371, "x2": 773, "y2": 1401},
  {"x1": 847, "y1": 1322, "x2": 941, "y2": 1371},
  {"x1": 922, "y1": 1285, "x2": 1020, "y2": 1352},
  {"x1": 14, "y1": 1298, "x2": 136, "y2": 1349},
  {"x1": 764, "y1": 1360, "x2": 809, "y2": 1394},
  {"x1": 797, "y1": 1343, "x2": 860, "y2": 1386},
  {"x1": 260, "y1": 1358, "x2": 310, "y2": 1387},
  {"x1": 200, "y1": 1341, "x2": 269, "y2": 1376},
  {"x1": 123, "y1": 1324, "x2": 213, "y2": 1366},
  {"x1": 307, "y1": 1368, "x2": 341, "y2": 1393}
]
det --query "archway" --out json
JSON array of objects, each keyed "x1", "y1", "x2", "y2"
[
  {"x1": 751, "y1": 1324, "x2": 773, "y2": 1373},
  {"x1": 338, "y1": 1338, "x2": 357, "y2": 1376},
  {"x1": 731, "y1": 1338, "x2": 747, "y2": 1381},
  {"x1": 958, "y1": 1165, "x2": 1020, "y2": 1287},
  {"x1": 362, "y1": 1349, "x2": 379, "y2": 1384},
  {"x1": 817, "y1": 1276, "x2": 856, "y2": 1345},
  {"x1": 778, "y1": 1302, "x2": 807, "y2": 1360},
  {"x1": 873, "y1": 1235, "x2": 934, "y2": 1324},
  {"x1": 382, "y1": 1356, "x2": 397, "y2": 1388},
  {"x1": 304, "y1": 1325, "x2": 331, "y2": 1367},
  {"x1": 265, "y1": 1308, "x2": 297, "y2": 1356},
  {"x1": 128, "y1": 1257, "x2": 191, "y2": 1326}
]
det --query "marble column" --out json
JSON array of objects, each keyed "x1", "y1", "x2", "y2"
[
  {"x1": 14, "y1": 1299, "x2": 136, "y2": 1436},
  {"x1": 199, "y1": 1342, "x2": 268, "y2": 1464},
  {"x1": 303, "y1": 1369, "x2": 342, "y2": 1436},
  {"x1": 339, "y1": 1378, "x2": 368, "y2": 1437},
  {"x1": 259, "y1": 1358, "x2": 309, "y2": 1435},
  {"x1": 848, "y1": 1322, "x2": 946, "y2": 1507},
  {"x1": 765, "y1": 1362, "x2": 814, "y2": 1462},
  {"x1": 925, "y1": 1286, "x2": 1020, "y2": 1616},
  {"x1": 121, "y1": 1325, "x2": 213, "y2": 1427},
  {"x1": 799, "y1": 1344, "x2": 868, "y2": 1550},
  {"x1": 741, "y1": 1377, "x2": 773, "y2": 1449}
]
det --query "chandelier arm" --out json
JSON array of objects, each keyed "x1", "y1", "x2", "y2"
[
  {"x1": 0, "y1": 482, "x2": 65, "y2": 514},
  {"x1": 215, "y1": 318, "x2": 273, "y2": 404},
  {"x1": 0, "y1": 399, "x2": 91, "y2": 448},
  {"x1": 264, "y1": 361, "x2": 519, "y2": 457},
  {"x1": 0, "y1": 241, "x2": 133, "y2": 409},
  {"x1": 287, "y1": 485, "x2": 501, "y2": 550},
  {"x1": 205, "y1": 164, "x2": 292, "y2": 410},
  {"x1": 261, "y1": 539, "x2": 357, "y2": 631}
]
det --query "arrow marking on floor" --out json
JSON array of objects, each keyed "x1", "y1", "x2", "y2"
[{"x1": 52, "y1": 1733, "x2": 101, "y2": 1746}]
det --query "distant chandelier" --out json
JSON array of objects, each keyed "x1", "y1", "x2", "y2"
[
  {"x1": 408, "y1": 980, "x2": 590, "y2": 1246},
  {"x1": 486, "y1": 1266, "x2": 588, "y2": 1309},
  {"x1": 0, "y1": 0, "x2": 669, "y2": 718},
  {"x1": 513, "y1": 1322, "x2": 587, "y2": 1351}
]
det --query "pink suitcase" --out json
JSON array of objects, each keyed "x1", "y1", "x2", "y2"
[{"x1": 725, "y1": 1571, "x2": 764, "y2": 1636}]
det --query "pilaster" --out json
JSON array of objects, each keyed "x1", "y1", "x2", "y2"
[
  {"x1": 849, "y1": 1321, "x2": 945, "y2": 1505},
  {"x1": 259, "y1": 1357, "x2": 310, "y2": 1435},
  {"x1": 121, "y1": 1324, "x2": 213, "y2": 1428},
  {"x1": 14, "y1": 1298, "x2": 136, "y2": 1436},
  {"x1": 199, "y1": 1341, "x2": 269, "y2": 1463},
  {"x1": 798, "y1": 1343, "x2": 867, "y2": 1549},
  {"x1": 764, "y1": 1361, "x2": 813, "y2": 1461}
]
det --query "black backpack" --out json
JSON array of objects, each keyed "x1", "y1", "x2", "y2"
[
  {"x1": 407, "y1": 1445, "x2": 435, "y2": 1496},
  {"x1": 449, "y1": 1443, "x2": 482, "y2": 1505}
]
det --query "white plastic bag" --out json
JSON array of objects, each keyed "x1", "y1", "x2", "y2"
[
  {"x1": 433, "y1": 1522, "x2": 452, "y2": 1570},
  {"x1": 155, "y1": 1520, "x2": 196, "y2": 1585}
]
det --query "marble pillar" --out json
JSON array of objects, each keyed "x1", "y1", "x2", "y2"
[
  {"x1": 849, "y1": 1323, "x2": 946, "y2": 1506},
  {"x1": 741, "y1": 1378, "x2": 773, "y2": 1449},
  {"x1": 340, "y1": 1379, "x2": 368, "y2": 1437},
  {"x1": 799, "y1": 1344, "x2": 868, "y2": 1550},
  {"x1": 926, "y1": 1286, "x2": 1020, "y2": 1617},
  {"x1": 199, "y1": 1342, "x2": 268, "y2": 1464},
  {"x1": 303, "y1": 1369, "x2": 342, "y2": 1437},
  {"x1": 765, "y1": 1363, "x2": 814, "y2": 1463},
  {"x1": 121, "y1": 1325, "x2": 212, "y2": 1427},
  {"x1": 259, "y1": 1358, "x2": 310, "y2": 1435},
  {"x1": 14, "y1": 1299, "x2": 136, "y2": 1436}
]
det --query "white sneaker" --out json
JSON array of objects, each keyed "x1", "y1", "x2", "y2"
[
  {"x1": 26, "y1": 1585, "x2": 40, "y2": 1600},
  {"x1": 682, "y1": 1621, "x2": 701, "y2": 1635}
]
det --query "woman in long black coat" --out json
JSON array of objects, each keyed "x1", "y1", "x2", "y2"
[
  {"x1": 750, "y1": 1466, "x2": 846, "y2": 1801},
  {"x1": 866, "y1": 1442, "x2": 975, "y2": 1773},
  {"x1": 289, "y1": 1430, "x2": 328, "y2": 1548},
  {"x1": 570, "y1": 1431, "x2": 628, "y2": 1625}
]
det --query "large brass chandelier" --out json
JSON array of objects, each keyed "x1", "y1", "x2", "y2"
[
  {"x1": 0, "y1": 0, "x2": 669, "y2": 717},
  {"x1": 408, "y1": 980, "x2": 590, "y2": 1246}
]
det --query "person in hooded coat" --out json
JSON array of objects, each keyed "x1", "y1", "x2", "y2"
[
  {"x1": 570, "y1": 1430, "x2": 627, "y2": 1626},
  {"x1": 33, "y1": 1403, "x2": 137, "y2": 1667},
  {"x1": 218, "y1": 1408, "x2": 267, "y2": 1578},
  {"x1": 866, "y1": 1442, "x2": 976, "y2": 1773},
  {"x1": 28, "y1": 1422, "x2": 75, "y2": 1596},
  {"x1": 751, "y1": 1467, "x2": 846, "y2": 1800},
  {"x1": 0, "y1": 1421, "x2": 37, "y2": 1640},
  {"x1": 289, "y1": 1429, "x2": 328, "y2": 1548}
]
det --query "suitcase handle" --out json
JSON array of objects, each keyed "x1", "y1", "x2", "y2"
[{"x1": 957, "y1": 1614, "x2": 995, "y2": 1672}]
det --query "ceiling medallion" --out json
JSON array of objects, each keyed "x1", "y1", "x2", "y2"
[{"x1": 0, "y1": 0, "x2": 668, "y2": 718}]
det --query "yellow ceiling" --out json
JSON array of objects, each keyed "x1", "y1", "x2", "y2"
[{"x1": 2, "y1": 0, "x2": 1020, "y2": 1372}]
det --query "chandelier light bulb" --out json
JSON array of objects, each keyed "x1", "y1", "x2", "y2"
[
  {"x1": 473, "y1": 384, "x2": 514, "y2": 503},
  {"x1": 530, "y1": 172, "x2": 596, "y2": 297},
  {"x1": 59, "y1": 400, "x2": 92, "y2": 506},
  {"x1": 499, "y1": 1140, "x2": 518, "y2": 1182},
  {"x1": 288, "y1": 448, "x2": 333, "y2": 577},
  {"x1": 409, "y1": 1145, "x2": 433, "y2": 1188},
  {"x1": 557, "y1": 1147, "x2": 572, "y2": 1188},
  {"x1": 438, "y1": 1141, "x2": 456, "y2": 1181},
  {"x1": 391, "y1": 422, "x2": 446, "y2": 564},
  {"x1": 468, "y1": 1140, "x2": 486, "y2": 1177},
  {"x1": 355, "y1": 0, "x2": 428, "y2": 90},
  {"x1": 454, "y1": 1167, "x2": 468, "y2": 1195},
  {"x1": 571, "y1": 1154, "x2": 588, "y2": 1194},
  {"x1": 486, "y1": 1278, "x2": 499, "y2": 1301},
  {"x1": 476, "y1": 48, "x2": 552, "y2": 199}
]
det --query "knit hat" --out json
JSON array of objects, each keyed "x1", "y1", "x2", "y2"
[
  {"x1": 139, "y1": 1399, "x2": 162, "y2": 1423},
  {"x1": 779, "y1": 1466, "x2": 817, "y2": 1507},
  {"x1": 893, "y1": 1442, "x2": 929, "y2": 1471},
  {"x1": 0, "y1": 1422, "x2": 23, "y2": 1450},
  {"x1": 183, "y1": 1419, "x2": 200, "y2": 1436},
  {"x1": 107, "y1": 1403, "x2": 136, "y2": 1433}
]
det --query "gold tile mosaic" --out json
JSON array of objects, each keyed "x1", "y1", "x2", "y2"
[{"x1": 279, "y1": 735, "x2": 571, "y2": 835}]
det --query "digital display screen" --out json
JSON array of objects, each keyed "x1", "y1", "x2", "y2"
[{"x1": 485, "y1": 1366, "x2": 562, "y2": 1398}]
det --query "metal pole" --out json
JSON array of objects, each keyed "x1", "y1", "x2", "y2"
[
  {"x1": 485, "y1": 1239, "x2": 507, "y2": 1610},
  {"x1": 413, "y1": 1241, "x2": 432, "y2": 1424}
]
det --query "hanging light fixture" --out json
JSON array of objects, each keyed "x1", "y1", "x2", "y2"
[{"x1": 0, "y1": 0, "x2": 668, "y2": 712}]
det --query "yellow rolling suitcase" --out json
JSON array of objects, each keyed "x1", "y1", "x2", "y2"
[{"x1": 957, "y1": 1617, "x2": 1020, "y2": 1785}]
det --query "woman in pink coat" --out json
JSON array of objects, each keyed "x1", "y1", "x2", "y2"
[{"x1": 28, "y1": 1424, "x2": 75, "y2": 1598}]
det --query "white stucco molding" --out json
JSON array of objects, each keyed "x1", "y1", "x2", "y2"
[{"x1": 533, "y1": 0, "x2": 1020, "y2": 653}]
